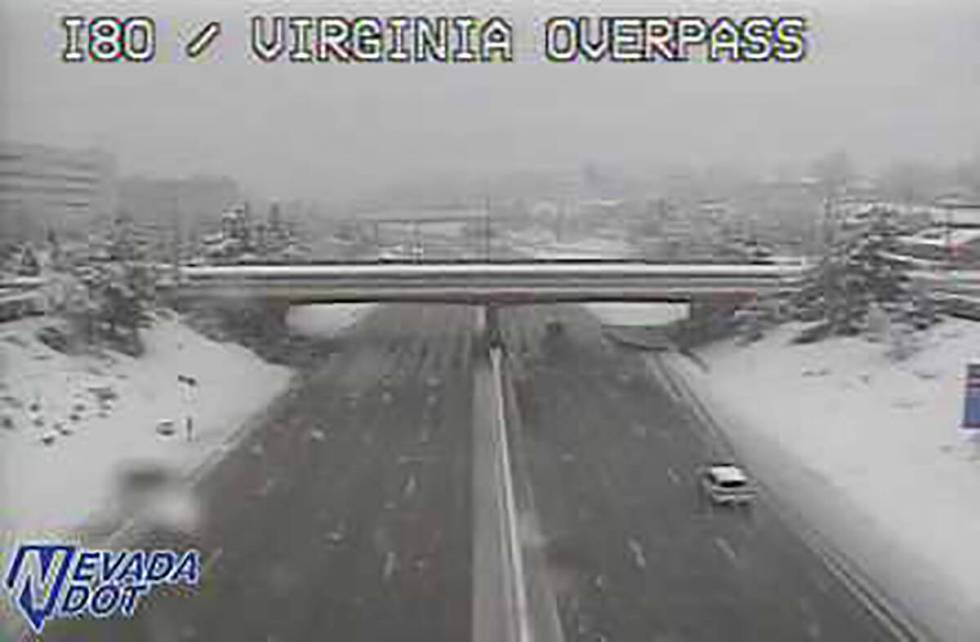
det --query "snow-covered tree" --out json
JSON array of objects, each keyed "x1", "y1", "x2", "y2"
[
  {"x1": 14, "y1": 244, "x2": 41, "y2": 276},
  {"x1": 849, "y1": 211, "x2": 909, "y2": 302},
  {"x1": 198, "y1": 203, "x2": 308, "y2": 264},
  {"x1": 45, "y1": 228, "x2": 66, "y2": 271},
  {"x1": 791, "y1": 207, "x2": 937, "y2": 342},
  {"x1": 59, "y1": 279, "x2": 99, "y2": 347},
  {"x1": 809, "y1": 149, "x2": 855, "y2": 198},
  {"x1": 60, "y1": 217, "x2": 157, "y2": 355},
  {"x1": 201, "y1": 208, "x2": 251, "y2": 264}
]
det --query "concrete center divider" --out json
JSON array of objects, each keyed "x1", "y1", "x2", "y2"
[
  {"x1": 471, "y1": 336, "x2": 530, "y2": 641},
  {"x1": 472, "y1": 302, "x2": 562, "y2": 642},
  {"x1": 496, "y1": 348, "x2": 567, "y2": 642},
  {"x1": 472, "y1": 303, "x2": 564, "y2": 642}
]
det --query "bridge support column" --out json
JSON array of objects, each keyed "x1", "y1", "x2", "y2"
[
  {"x1": 691, "y1": 294, "x2": 746, "y2": 321},
  {"x1": 256, "y1": 299, "x2": 290, "y2": 335},
  {"x1": 677, "y1": 296, "x2": 745, "y2": 348},
  {"x1": 485, "y1": 304, "x2": 502, "y2": 349},
  {"x1": 687, "y1": 299, "x2": 711, "y2": 324},
  {"x1": 209, "y1": 297, "x2": 290, "y2": 342}
]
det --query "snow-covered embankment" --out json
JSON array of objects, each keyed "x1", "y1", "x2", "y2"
[
  {"x1": 669, "y1": 320, "x2": 980, "y2": 641},
  {"x1": 0, "y1": 314, "x2": 293, "y2": 539}
]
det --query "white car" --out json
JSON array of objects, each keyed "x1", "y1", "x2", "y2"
[{"x1": 699, "y1": 463, "x2": 756, "y2": 505}]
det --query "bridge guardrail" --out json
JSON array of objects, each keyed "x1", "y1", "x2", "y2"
[
  {"x1": 169, "y1": 261, "x2": 813, "y2": 304},
  {"x1": 0, "y1": 275, "x2": 47, "y2": 291}
]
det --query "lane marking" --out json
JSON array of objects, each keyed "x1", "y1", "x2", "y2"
[
  {"x1": 382, "y1": 550, "x2": 397, "y2": 582},
  {"x1": 657, "y1": 353, "x2": 931, "y2": 640},
  {"x1": 397, "y1": 454, "x2": 432, "y2": 465},
  {"x1": 256, "y1": 477, "x2": 276, "y2": 497},
  {"x1": 627, "y1": 538, "x2": 647, "y2": 570},
  {"x1": 403, "y1": 473, "x2": 418, "y2": 498},
  {"x1": 802, "y1": 533, "x2": 924, "y2": 642},
  {"x1": 646, "y1": 357, "x2": 684, "y2": 403},
  {"x1": 714, "y1": 536, "x2": 738, "y2": 565}
]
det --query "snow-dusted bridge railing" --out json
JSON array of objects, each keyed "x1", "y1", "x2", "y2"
[
  {"x1": 0, "y1": 278, "x2": 47, "y2": 321},
  {"x1": 911, "y1": 269, "x2": 980, "y2": 295},
  {"x1": 168, "y1": 261, "x2": 812, "y2": 304},
  {"x1": 0, "y1": 275, "x2": 47, "y2": 292}
]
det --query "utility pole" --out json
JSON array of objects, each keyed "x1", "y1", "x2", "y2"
[
  {"x1": 171, "y1": 189, "x2": 182, "y2": 275},
  {"x1": 945, "y1": 201, "x2": 953, "y2": 268},
  {"x1": 177, "y1": 374, "x2": 198, "y2": 441},
  {"x1": 413, "y1": 220, "x2": 421, "y2": 263},
  {"x1": 484, "y1": 195, "x2": 491, "y2": 261},
  {"x1": 822, "y1": 194, "x2": 836, "y2": 254}
]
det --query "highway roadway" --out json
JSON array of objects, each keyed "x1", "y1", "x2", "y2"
[
  {"x1": 41, "y1": 303, "x2": 899, "y2": 641},
  {"x1": 499, "y1": 304, "x2": 896, "y2": 642},
  {"x1": 42, "y1": 305, "x2": 480, "y2": 642}
]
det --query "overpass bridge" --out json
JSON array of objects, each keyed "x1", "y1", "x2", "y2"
[{"x1": 168, "y1": 261, "x2": 810, "y2": 305}]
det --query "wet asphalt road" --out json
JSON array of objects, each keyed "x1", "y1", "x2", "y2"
[
  {"x1": 42, "y1": 304, "x2": 479, "y2": 642},
  {"x1": 40, "y1": 302, "x2": 897, "y2": 642},
  {"x1": 500, "y1": 304, "x2": 894, "y2": 642}
]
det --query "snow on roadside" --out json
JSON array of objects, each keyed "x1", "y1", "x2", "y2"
[
  {"x1": 668, "y1": 319, "x2": 980, "y2": 641},
  {"x1": 585, "y1": 303, "x2": 689, "y2": 327},
  {"x1": 0, "y1": 313, "x2": 292, "y2": 539},
  {"x1": 286, "y1": 303, "x2": 375, "y2": 338}
]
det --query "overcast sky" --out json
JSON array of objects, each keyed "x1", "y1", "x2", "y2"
[{"x1": 1, "y1": 0, "x2": 978, "y2": 202}]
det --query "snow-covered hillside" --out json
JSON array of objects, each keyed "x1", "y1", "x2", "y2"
[{"x1": 0, "y1": 314, "x2": 292, "y2": 538}]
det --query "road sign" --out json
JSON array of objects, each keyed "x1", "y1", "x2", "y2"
[{"x1": 963, "y1": 363, "x2": 980, "y2": 430}]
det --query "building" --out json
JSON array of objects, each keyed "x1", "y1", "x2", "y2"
[
  {"x1": 892, "y1": 227, "x2": 980, "y2": 269},
  {"x1": 0, "y1": 141, "x2": 117, "y2": 241},
  {"x1": 930, "y1": 197, "x2": 980, "y2": 228},
  {"x1": 886, "y1": 199, "x2": 980, "y2": 269},
  {"x1": 117, "y1": 175, "x2": 241, "y2": 245}
]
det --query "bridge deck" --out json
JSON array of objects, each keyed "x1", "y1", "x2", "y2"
[{"x1": 171, "y1": 261, "x2": 808, "y2": 304}]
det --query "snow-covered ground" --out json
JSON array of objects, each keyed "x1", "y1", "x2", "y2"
[
  {"x1": 0, "y1": 314, "x2": 293, "y2": 540},
  {"x1": 507, "y1": 230, "x2": 637, "y2": 259},
  {"x1": 286, "y1": 303, "x2": 375, "y2": 338},
  {"x1": 666, "y1": 320, "x2": 980, "y2": 640},
  {"x1": 585, "y1": 303, "x2": 688, "y2": 327}
]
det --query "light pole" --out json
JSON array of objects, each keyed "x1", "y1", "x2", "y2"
[
  {"x1": 177, "y1": 374, "x2": 198, "y2": 441},
  {"x1": 945, "y1": 201, "x2": 953, "y2": 269},
  {"x1": 484, "y1": 196, "x2": 491, "y2": 260}
]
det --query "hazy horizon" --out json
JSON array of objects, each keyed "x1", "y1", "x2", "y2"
[{"x1": 2, "y1": 0, "x2": 978, "y2": 204}]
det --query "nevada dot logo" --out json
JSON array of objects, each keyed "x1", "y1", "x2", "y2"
[{"x1": 3, "y1": 543, "x2": 200, "y2": 634}]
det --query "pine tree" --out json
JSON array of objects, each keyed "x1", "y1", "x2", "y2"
[
  {"x1": 46, "y1": 228, "x2": 63, "y2": 270},
  {"x1": 851, "y1": 210, "x2": 909, "y2": 304},
  {"x1": 15, "y1": 244, "x2": 41, "y2": 276},
  {"x1": 64, "y1": 218, "x2": 156, "y2": 354},
  {"x1": 791, "y1": 207, "x2": 924, "y2": 341}
]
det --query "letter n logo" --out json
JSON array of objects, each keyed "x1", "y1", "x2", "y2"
[{"x1": 4, "y1": 544, "x2": 76, "y2": 633}]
